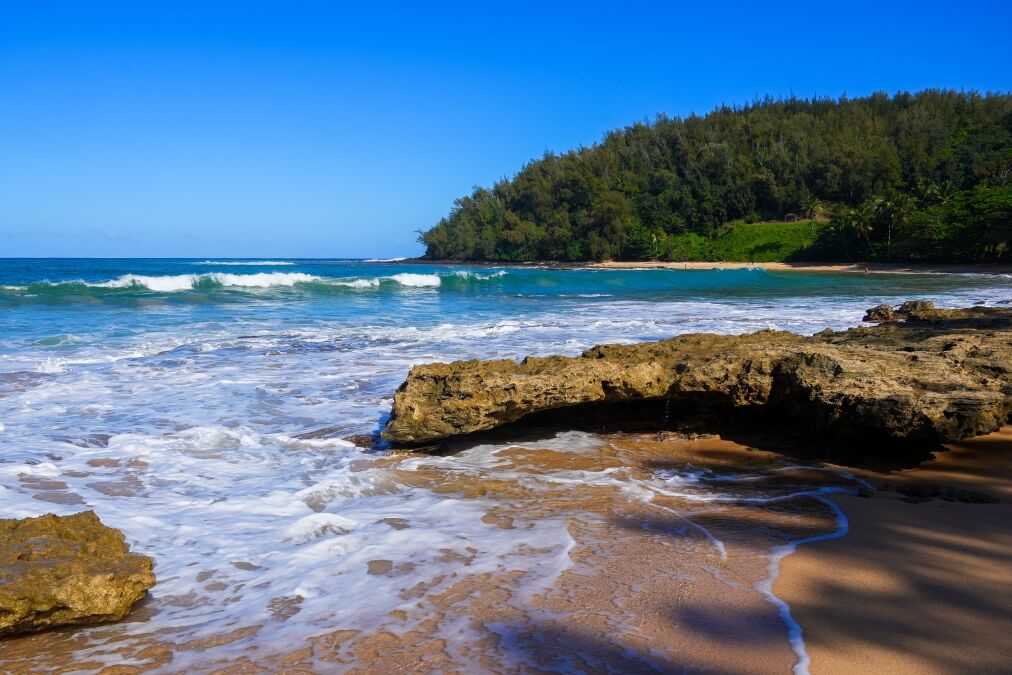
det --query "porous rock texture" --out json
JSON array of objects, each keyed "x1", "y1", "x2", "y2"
[
  {"x1": 0, "y1": 510, "x2": 155, "y2": 636},
  {"x1": 381, "y1": 304, "x2": 1012, "y2": 445}
]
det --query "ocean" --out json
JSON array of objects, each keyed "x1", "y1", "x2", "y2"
[{"x1": 1, "y1": 258, "x2": 1009, "y2": 671}]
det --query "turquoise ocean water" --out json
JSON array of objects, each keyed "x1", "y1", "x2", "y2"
[{"x1": 1, "y1": 258, "x2": 1009, "y2": 669}]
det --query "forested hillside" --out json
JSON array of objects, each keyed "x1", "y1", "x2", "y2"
[{"x1": 419, "y1": 91, "x2": 1011, "y2": 262}]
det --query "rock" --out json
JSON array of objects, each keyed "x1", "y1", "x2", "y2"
[
  {"x1": 866, "y1": 300, "x2": 940, "y2": 322},
  {"x1": 381, "y1": 306, "x2": 1012, "y2": 445},
  {"x1": 0, "y1": 511, "x2": 155, "y2": 636},
  {"x1": 897, "y1": 299, "x2": 935, "y2": 314},
  {"x1": 863, "y1": 304, "x2": 895, "y2": 322}
]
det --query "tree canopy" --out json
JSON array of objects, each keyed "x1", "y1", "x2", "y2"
[{"x1": 419, "y1": 91, "x2": 1011, "y2": 263}]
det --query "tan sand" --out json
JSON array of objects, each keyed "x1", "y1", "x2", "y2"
[
  {"x1": 591, "y1": 260, "x2": 1012, "y2": 275},
  {"x1": 776, "y1": 427, "x2": 1012, "y2": 674}
]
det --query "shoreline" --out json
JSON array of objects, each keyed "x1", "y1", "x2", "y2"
[
  {"x1": 590, "y1": 260, "x2": 1012, "y2": 274},
  {"x1": 402, "y1": 258, "x2": 1012, "y2": 275},
  {"x1": 775, "y1": 427, "x2": 1012, "y2": 674}
]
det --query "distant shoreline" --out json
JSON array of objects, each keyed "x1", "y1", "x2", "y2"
[
  {"x1": 404, "y1": 258, "x2": 1012, "y2": 275},
  {"x1": 590, "y1": 260, "x2": 1012, "y2": 274}
]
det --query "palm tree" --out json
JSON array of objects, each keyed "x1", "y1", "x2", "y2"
[
  {"x1": 801, "y1": 196, "x2": 825, "y2": 220},
  {"x1": 937, "y1": 180, "x2": 956, "y2": 205},
  {"x1": 871, "y1": 192, "x2": 914, "y2": 261},
  {"x1": 801, "y1": 196, "x2": 825, "y2": 246},
  {"x1": 830, "y1": 207, "x2": 874, "y2": 260},
  {"x1": 859, "y1": 204, "x2": 880, "y2": 259}
]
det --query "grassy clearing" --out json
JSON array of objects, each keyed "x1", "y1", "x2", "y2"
[{"x1": 665, "y1": 220, "x2": 825, "y2": 262}]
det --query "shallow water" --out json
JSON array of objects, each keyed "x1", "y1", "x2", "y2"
[{"x1": 1, "y1": 259, "x2": 1008, "y2": 672}]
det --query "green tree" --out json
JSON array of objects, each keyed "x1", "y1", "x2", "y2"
[{"x1": 419, "y1": 90, "x2": 1012, "y2": 263}]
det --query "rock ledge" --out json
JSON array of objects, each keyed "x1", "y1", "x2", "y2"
[{"x1": 381, "y1": 305, "x2": 1012, "y2": 445}]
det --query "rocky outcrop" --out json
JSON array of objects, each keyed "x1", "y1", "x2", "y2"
[
  {"x1": 863, "y1": 299, "x2": 937, "y2": 322},
  {"x1": 863, "y1": 304, "x2": 896, "y2": 322},
  {"x1": 381, "y1": 305, "x2": 1012, "y2": 445},
  {"x1": 0, "y1": 511, "x2": 155, "y2": 636}
]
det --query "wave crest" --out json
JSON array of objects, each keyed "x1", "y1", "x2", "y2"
[
  {"x1": 94, "y1": 272, "x2": 320, "y2": 291},
  {"x1": 451, "y1": 270, "x2": 507, "y2": 280},
  {"x1": 0, "y1": 268, "x2": 511, "y2": 300},
  {"x1": 388, "y1": 273, "x2": 441, "y2": 287}
]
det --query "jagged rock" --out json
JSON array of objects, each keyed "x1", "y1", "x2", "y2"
[
  {"x1": 898, "y1": 299, "x2": 935, "y2": 314},
  {"x1": 866, "y1": 300, "x2": 942, "y2": 322},
  {"x1": 863, "y1": 304, "x2": 896, "y2": 322},
  {"x1": 0, "y1": 511, "x2": 155, "y2": 636},
  {"x1": 381, "y1": 306, "x2": 1012, "y2": 445}
]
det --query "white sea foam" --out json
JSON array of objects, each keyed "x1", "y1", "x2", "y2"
[
  {"x1": 387, "y1": 272, "x2": 441, "y2": 287},
  {"x1": 94, "y1": 272, "x2": 320, "y2": 291},
  {"x1": 756, "y1": 491, "x2": 855, "y2": 675},
  {"x1": 36, "y1": 356, "x2": 69, "y2": 374},
  {"x1": 331, "y1": 270, "x2": 506, "y2": 289},
  {"x1": 333, "y1": 278, "x2": 381, "y2": 288},
  {"x1": 281, "y1": 513, "x2": 358, "y2": 543},
  {"x1": 0, "y1": 421, "x2": 577, "y2": 669},
  {"x1": 452, "y1": 269, "x2": 507, "y2": 280}
]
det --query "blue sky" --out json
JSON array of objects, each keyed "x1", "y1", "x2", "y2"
[{"x1": 1, "y1": 1, "x2": 1009, "y2": 258}]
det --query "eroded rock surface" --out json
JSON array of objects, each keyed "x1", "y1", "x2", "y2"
[
  {"x1": 381, "y1": 305, "x2": 1012, "y2": 445},
  {"x1": 0, "y1": 511, "x2": 155, "y2": 636}
]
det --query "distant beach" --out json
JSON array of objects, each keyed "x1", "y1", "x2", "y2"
[
  {"x1": 404, "y1": 258, "x2": 1012, "y2": 276},
  {"x1": 591, "y1": 261, "x2": 1012, "y2": 275}
]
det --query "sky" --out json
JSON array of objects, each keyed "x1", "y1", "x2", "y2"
[{"x1": 1, "y1": 1, "x2": 1010, "y2": 258}]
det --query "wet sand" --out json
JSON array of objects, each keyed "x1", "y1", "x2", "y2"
[
  {"x1": 776, "y1": 427, "x2": 1012, "y2": 674},
  {"x1": 0, "y1": 434, "x2": 848, "y2": 673},
  {"x1": 3, "y1": 430, "x2": 1009, "y2": 673},
  {"x1": 266, "y1": 434, "x2": 831, "y2": 674}
]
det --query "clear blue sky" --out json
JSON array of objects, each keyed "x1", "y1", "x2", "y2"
[{"x1": 1, "y1": 1, "x2": 1009, "y2": 258}]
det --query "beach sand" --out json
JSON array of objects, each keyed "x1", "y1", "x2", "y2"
[
  {"x1": 590, "y1": 260, "x2": 1012, "y2": 275},
  {"x1": 775, "y1": 427, "x2": 1012, "y2": 674},
  {"x1": 3, "y1": 430, "x2": 1009, "y2": 673},
  {"x1": 404, "y1": 257, "x2": 1012, "y2": 275}
]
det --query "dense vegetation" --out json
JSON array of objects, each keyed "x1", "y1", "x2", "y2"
[{"x1": 419, "y1": 91, "x2": 1011, "y2": 262}]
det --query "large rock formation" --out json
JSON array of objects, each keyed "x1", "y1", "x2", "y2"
[
  {"x1": 381, "y1": 305, "x2": 1012, "y2": 445},
  {"x1": 0, "y1": 511, "x2": 155, "y2": 636}
]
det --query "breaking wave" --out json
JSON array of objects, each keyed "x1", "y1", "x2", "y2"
[
  {"x1": 0, "y1": 269, "x2": 511, "y2": 302},
  {"x1": 94, "y1": 272, "x2": 319, "y2": 291}
]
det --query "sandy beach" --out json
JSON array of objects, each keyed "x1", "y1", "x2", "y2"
[
  {"x1": 776, "y1": 427, "x2": 1012, "y2": 674},
  {"x1": 590, "y1": 260, "x2": 1012, "y2": 275},
  {"x1": 402, "y1": 258, "x2": 1012, "y2": 276}
]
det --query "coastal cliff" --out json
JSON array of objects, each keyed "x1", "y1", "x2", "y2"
[{"x1": 382, "y1": 303, "x2": 1012, "y2": 445}]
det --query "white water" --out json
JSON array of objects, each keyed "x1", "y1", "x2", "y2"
[
  {"x1": 95, "y1": 272, "x2": 320, "y2": 290},
  {"x1": 2, "y1": 270, "x2": 513, "y2": 292}
]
